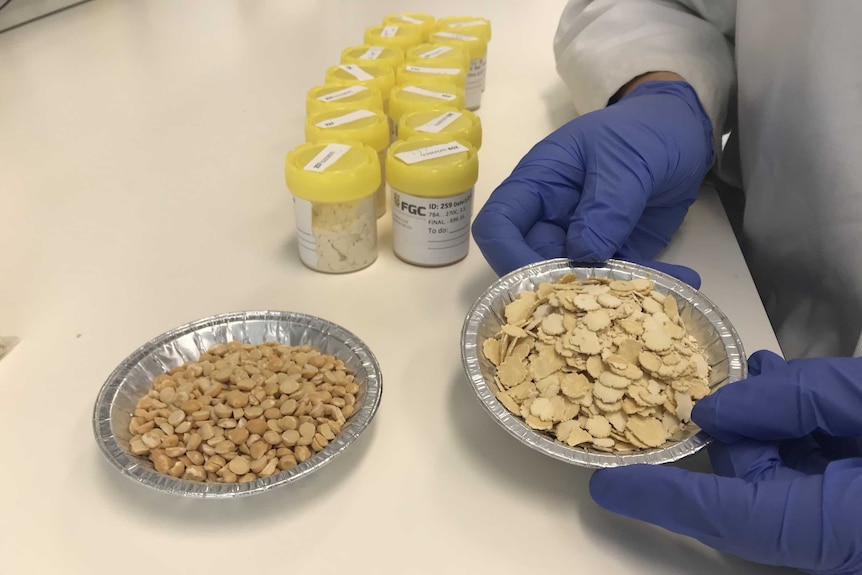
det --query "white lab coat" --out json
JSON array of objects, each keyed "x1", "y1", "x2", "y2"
[{"x1": 554, "y1": 0, "x2": 862, "y2": 358}]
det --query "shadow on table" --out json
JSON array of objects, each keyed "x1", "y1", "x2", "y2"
[
  {"x1": 446, "y1": 370, "x2": 785, "y2": 575},
  {"x1": 541, "y1": 80, "x2": 577, "y2": 131},
  {"x1": 278, "y1": 236, "x2": 299, "y2": 266},
  {"x1": 458, "y1": 265, "x2": 498, "y2": 311},
  {"x1": 93, "y1": 419, "x2": 378, "y2": 527}
]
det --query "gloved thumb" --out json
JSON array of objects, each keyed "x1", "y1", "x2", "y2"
[
  {"x1": 747, "y1": 349, "x2": 786, "y2": 377},
  {"x1": 623, "y1": 258, "x2": 701, "y2": 289},
  {"x1": 589, "y1": 464, "x2": 820, "y2": 570}
]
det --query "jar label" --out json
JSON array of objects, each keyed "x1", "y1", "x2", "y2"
[
  {"x1": 415, "y1": 111, "x2": 463, "y2": 133},
  {"x1": 395, "y1": 141, "x2": 469, "y2": 164},
  {"x1": 405, "y1": 65, "x2": 462, "y2": 75},
  {"x1": 358, "y1": 46, "x2": 384, "y2": 60},
  {"x1": 380, "y1": 25, "x2": 399, "y2": 37},
  {"x1": 339, "y1": 64, "x2": 374, "y2": 81},
  {"x1": 418, "y1": 46, "x2": 453, "y2": 59},
  {"x1": 465, "y1": 56, "x2": 487, "y2": 108},
  {"x1": 315, "y1": 109, "x2": 377, "y2": 129},
  {"x1": 317, "y1": 85, "x2": 367, "y2": 102},
  {"x1": 391, "y1": 187, "x2": 473, "y2": 266},
  {"x1": 402, "y1": 85, "x2": 457, "y2": 101},
  {"x1": 435, "y1": 31, "x2": 478, "y2": 42},
  {"x1": 398, "y1": 14, "x2": 423, "y2": 24},
  {"x1": 448, "y1": 20, "x2": 486, "y2": 28},
  {"x1": 303, "y1": 143, "x2": 352, "y2": 172},
  {"x1": 293, "y1": 197, "x2": 318, "y2": 266}
]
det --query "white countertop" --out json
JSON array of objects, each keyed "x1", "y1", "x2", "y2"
[{"x1": 0, "y1": 1, "x2": 786, "y2": 574}]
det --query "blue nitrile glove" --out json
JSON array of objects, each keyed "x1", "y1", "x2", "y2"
[
  {"x1": 589, "y1": 350, "x2": 862, "y2": 574},
  {"x1": 471, "y1": 80, "x2": 713, "y2": 277},
  {"x1": 624, "y1": 258, "x2": 701, "y2": 291}
]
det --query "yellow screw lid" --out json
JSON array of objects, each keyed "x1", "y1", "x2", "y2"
[
  {"x1": 429, "y1": 30, "x2": 488, "y2": 60},
  {"x1": 364, "y1": 24, "x2": 422, "y2": 52},
  {"x1": 340, "y1": 44, "x2": 404, "y2": 74},
  {"x1": 405, "y1": 43, "x2": 471, "y2": 71},
  {"x1": 305, "y1": 108, "x2": 389, "y2": 153},
  {"x1": 386, "y1": 135, "x2": 478, "y2": 197},
  {"x1": 396, "y1": 62, "x2": 467, "y2": 91},
  {"x1": 306, "y1": 85, "x2": 384, "y2": 116},
  {"x1": 436, "y1": 16, "x2": 492, "y2": 43},
  {"x1": 285, "y1": 141, "x2": 380, "y2": 203},
  {"x1": 398, "y1": 107, "x2": 482, "y2": 150},
  {"x1": 389, "y1": 83, "x2": 466, "y2": 125},
  {"x1": 382, "y1": 13, "x2": 436, "y2": 42},
  {"x1": 324, "y1": 64, "x2": 395, "y2": 104}
]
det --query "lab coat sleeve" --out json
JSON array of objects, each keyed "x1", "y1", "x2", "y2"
[{"x1": 554, "y1": 0, "x2": 736, "y2": 138}]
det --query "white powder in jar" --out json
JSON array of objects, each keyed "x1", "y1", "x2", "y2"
[{"x1": 295, "y1": 196, "x2": 377, "y2": 273}]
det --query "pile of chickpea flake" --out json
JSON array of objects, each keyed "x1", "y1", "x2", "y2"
[{"x1": 482, "y1": 274, "x2": 712, "y2": 452}]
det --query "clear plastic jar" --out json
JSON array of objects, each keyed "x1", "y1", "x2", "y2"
[
  {"x1": 386, "y1": 135, "x2": 479, "y2": 267},
  {"x1": 381, "y1": 13, "x2": 436, "y2": 42},
  {"x1": 388, "y1": 83, "x2": 466, "y2": 138},
  {"x1": 396, "y1": 62, "x2": 467, "y2": 92},
  {"x1": 340, "y1": 44, "x2": 404, "y2": 75},
  {"x1": 306, "y1": 84, "x2": 383, "y2": 117},
  {"x1": 429, "y1": 29, "x2": 488, "y2": 110},
  {"x1": 364, "y1": 24, "x2": 422, "y2": 53},
  {"x1": 305, "y1": 108, "x2": 390, "y2": 218},
  {"x1": 397, "y1": 107, "x2": 482, "y2": 150},
  {"x1": 285, "y1": 142, "x2": 380, "y2": 273}
]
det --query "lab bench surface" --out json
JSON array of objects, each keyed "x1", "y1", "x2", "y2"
[{"x1": 0, "y1": 1, "x2": 788, "y2": 574}]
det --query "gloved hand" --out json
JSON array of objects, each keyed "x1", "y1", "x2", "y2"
[
  {"x1": 471, "y1": 80, "x2": 713, "y2": 277},
  {"x1": 590, "y1": 350, "x2": 862, "y2": 574},
  {"x1": 622, "y1": 258, "x2": 701, "y2": 291}
]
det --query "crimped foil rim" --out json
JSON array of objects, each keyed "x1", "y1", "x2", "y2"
[
  {"x1": 93, "y1": 310, "x2": 382, "y2": 498},
  {"x1": 461, "y1": 259, "x2": 746, "y2": 468}
]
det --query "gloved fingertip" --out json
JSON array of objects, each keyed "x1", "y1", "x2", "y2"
[
  {"x1": 566, "y1": 222, "x2": 620, "y2": 263},
  {"x1": 691, "y1": 396, "x2": 738, "y2": 443},
  {"x1": 589, "y1": 466, "x2": 661, "y2": 514},
  {"x1": 524, "y1": 221, "x2": 567, "y2": 259},
  {"x1": 624, "y1": 259, "x2": 701, "y2": 289},
  {"x1": 692, "y1": 349, "x2": 788, "y2": 439},
  {"x1": 670, "y1": 267, "x2": 701, "y2": 290},
  {"x1": 566, "y1": 243, "x2": 615, "y2": 264},
  {"x1": 746, "y1": 350, "x2": 786, "y2": 377},
  {"x1": 588, "y1": 468, "x2": 628, "y2": 510}
]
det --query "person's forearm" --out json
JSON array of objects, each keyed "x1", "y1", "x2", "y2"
[
  {"x1": 553, "y1": 0, "x2": 735, "y2": 135},
  {"x1": 611, "y1": 71, "x2": 687, "y2": 103}
]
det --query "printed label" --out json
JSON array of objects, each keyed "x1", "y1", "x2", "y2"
[
  {"x1": 398, "y1": 14, "x2": 423, "y2": 24},
  {"x1": 293, "y1": 197, "x2": 318, "y2": 266},
  {"x1": 465, "y1": 56, "x2": 487, "y2": 108},
  {"x1": 303, "y1": 143, "x2": 351, "y2": 172},
  {"x1": 380, "y1": 25, "x2": 399, "y2": 37},
  {"x1": 392, "y1": 188, "x2": 474, "y2": 265},
  {"x1": 339, "y1": 64, "x2": 374, "y2": 81},
  {"x1": 448, "y1": 20, "x2": 486, "y2": 28},
  {"x1": 418, "y1": 46, "x2": 453, "y2": 59},
  {"x1": 358, "y1": 46, "x2": 384, "y2": 60},
  {"x1": 415, "y1": 111, "x2": 462, "y2": 133},
  {"x1": 402, "y1": 85, "x2": 457, "y2": 101},
  {"x1": 315, "y1": 109, "x2": 376, "y2": 129},
  {"x1": 395, "y1": 141, "x2": 469, "y2": 165},
  {"x1": 405, "y1": 65, "x2": 461, "y2": 75},
  {"x1": 317, "y1": 85, "x2": 367, "y2": 102},
  {"x1": 435, "y1": 31, "x2": 478, "y2": 41}
]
